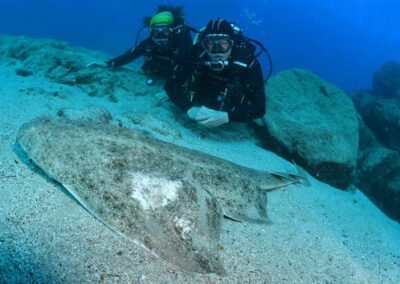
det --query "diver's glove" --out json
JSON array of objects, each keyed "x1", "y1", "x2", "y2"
[
  {"x1": 187, "y1": 107, "x2": 202, "y2": 120},
  {"x1": 197, "y1": 108, "x2": 229, "y2": 128},
  {"x1": 187, "y1": 106, "x2": 229, "y2": 128},
  {"x1": 154, "y1": 90, "x2": 169, "y2": 102},
  {"x1": 86, "y1": 61, "x2": 108, "y2": 68}
]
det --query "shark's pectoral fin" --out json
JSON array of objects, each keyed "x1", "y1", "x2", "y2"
[
  {"x1": 260, "y1": 181, "x2": 300, "y2": 192},
  {"x1": 223, "y1": 213, "x2": 272, "y2": 224},
  {"x1": 266, "y1": 163, "x2": 310, "y2": 192},
  {"x1": 223, "y1": 213, "x2": 242, "y2": 222}
]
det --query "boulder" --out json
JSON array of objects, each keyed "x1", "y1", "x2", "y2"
[
  {"x1": 0, "y1": 34, "x2": 159, "y2": 101},
  {"x1": 353, "y1": 94, "x2": 400, "y2": 222},
  {"x1": 262, "y1": 69, "x2": 359, "y2": 189},
  {"x1": 355, "y1": 147, "x2": 400, "y2": 222},
  {"x1": 353, "y1": 92, "x2": 400, "y2": 152},
  {"x1": 356, "y1": 115, "x2": 382, "y2": 152},
  {"x1": 351, "y1": 90, "x2": 376, "y2": 111},
  {"x1": 373, "y1": 60, "x2": 400, "y2": 98}
]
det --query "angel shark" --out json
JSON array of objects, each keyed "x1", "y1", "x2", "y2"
[{"x1": 16, "y1": 117, "x2": 306, "y2": 275}]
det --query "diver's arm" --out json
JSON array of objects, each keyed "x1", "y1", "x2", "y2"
[
  {"x1": 107, "y1": 40, "x2": 147, "y2": 67},
  {"x1": 164, "y1": 64, "x2": 194, "y2": 112},
  {"x1": 165, "y1": 83, "x2": 193, "y2": 112},
  {"x1": 178, "y1": 29, "x2": 194, "y2": 60},
  {"x1": 227, "y1": 60, "x2": 266, "y2": 122}
]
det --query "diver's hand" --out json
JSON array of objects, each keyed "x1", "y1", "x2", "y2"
[
  {"x1": 155, "y1": 90, "x2": 169, "y2": 102},
  {"x1": 187, "y1": 106, "x2": 229, "y2": 127},
  {"x1": 197, "y1": 107, "x2": 229, "y2": 128},
  {"x1": 187, "y1": 107, "x2": 202, "y2": 120},
  {"x1": 86, "y1": 61, "x2": 108, "y2": 68}
]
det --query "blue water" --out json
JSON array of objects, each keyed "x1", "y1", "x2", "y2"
[{"x1": 0, "y1": 0, "x2": 399, "y2": 92}]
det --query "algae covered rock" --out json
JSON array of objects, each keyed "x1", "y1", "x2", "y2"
[
  {"x1": 0, "y1": 34, "x2": 158, "y2": 101},
  {"x1": 355, "y1": 147, "x2": 400, "y2": 222},
  {"x1": 373, "y1": 60, "x2": 400, "y2": 98},
  {"x1": 262, "y1": 69, "x2": 359, "y2": 189},
  {"x1": 353, "y1": 94, "x2": 400, "y2": 222},
  {"x1": 353, "y1": 91, "x2": 400, "y2": 152}
]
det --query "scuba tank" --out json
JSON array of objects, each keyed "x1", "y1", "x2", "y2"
[{"x1": 229, "y1": 22, "x2": 273, "y2": 82}]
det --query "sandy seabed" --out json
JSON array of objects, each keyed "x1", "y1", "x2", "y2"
[{"x1": 0, "y1": 56, "x2": 399, "y2": 283}]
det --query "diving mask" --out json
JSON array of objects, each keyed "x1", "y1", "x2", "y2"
[
  {"x1": 201, "y1": 34, "x2": 233, "y2": 54},
  {"x1": 151, "y1": 24, "x2": 173, "y2": 40}
]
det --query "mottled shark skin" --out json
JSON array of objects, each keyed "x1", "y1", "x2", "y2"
[
  {"x1": 17, "y1": 117, "x2": 224, "y2": 275},
  {"x1": 16, "y1": 117, "x2": 297, "y2": 274}
]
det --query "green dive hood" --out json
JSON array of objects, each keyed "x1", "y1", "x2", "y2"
[{"x1": 150, "y1": 11, "x2": 174, "y2": 27}]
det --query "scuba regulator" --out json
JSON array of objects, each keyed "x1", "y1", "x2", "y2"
[{"x1": 203, "y1": 60, "x2": 230, "y2": 72}]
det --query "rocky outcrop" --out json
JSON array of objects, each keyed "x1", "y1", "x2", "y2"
[
  {"x1": 353, "y1": 90, "x2": 400, "y2": 152},
  {"x1": 356, "y1": 114, "x2": 381, "y2": 151},
  {"x1": 356, "y1": 146, "x2": 400, "y2": 221},
  {"x1": 0, "y1": 34, "x2": 158, "y2": 102},
  {"x1": 262, "y1": 69, "x2": 359, "y2": 189},
  {"x1": 373, "y1": 60, "x2": 400, "y2": 98},
  {"x1": 353, "y1": 73, "x2": 400, "y2": 222}
]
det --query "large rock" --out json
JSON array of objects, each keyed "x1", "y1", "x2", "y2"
[
  {"x1": 356, "y1": 114, "x2": 383, "y2": 152},
  {"x1": 262, "y1": 69, "x2": 359, "y2": 189},
  {"x1": 355, "y1": 147, "x2": 400, "y2": 222},
  {"x1": 353, "y1": 95, "x2": 400, "y2": 222},
  {"x1": 0, "y1": 34, "x2": 159, "y2": 101},
  {"x1": 373, "y1": 60, "x2": 400, "y2": 98},
  {"x1": 353, "y1": 91, "x2": 400, "y2": 152}
]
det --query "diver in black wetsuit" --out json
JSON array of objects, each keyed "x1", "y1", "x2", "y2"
[
  {"x1": 88, "y1": 6, "x2": 193, "y2": 86},
  {"x1": 165, "y1": 18, "x2": 266, "y2": 128}
]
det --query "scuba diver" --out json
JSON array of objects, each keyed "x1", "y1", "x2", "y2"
[
  {"x1": 87, "y1": 6, "x2": 193, "y2": 86},
  {"x1": 165, "y1": 18, "x2": 267, "y2": 128}
]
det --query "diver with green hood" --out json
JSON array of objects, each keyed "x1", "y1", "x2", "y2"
[{"x1": 88, "y1": 6, "x2": 193, "y2": 86}]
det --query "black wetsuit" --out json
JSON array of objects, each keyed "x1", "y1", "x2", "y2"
[
  {"x1": 165, "y1": 42, "x2": 266, "y2": 122},
  {"x1": 107, "y1": 25, "x2": 193, "y2": 79}
]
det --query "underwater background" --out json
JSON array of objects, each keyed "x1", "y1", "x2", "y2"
[
  {"x1": 1, "y1": 1, "x2": 400, "y2": 283},
  {"x1": 1, "y1": 0, "x2": 399, "y2": 92}
]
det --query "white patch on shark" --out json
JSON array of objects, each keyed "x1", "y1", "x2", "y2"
[
  {"x1": 129, "y1": 172, "x2": 180, "y2": 210},
  {"x1": 61, "y1": 183, "x2": 159, "y2": 257},
  {"x1": 173, "y1": 217, "x2": 193, "y2": 240}
]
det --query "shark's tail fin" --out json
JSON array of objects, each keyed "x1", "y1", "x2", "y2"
[{"x1": 260, "y1": 163, "x2": 310, "y2": 192}]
